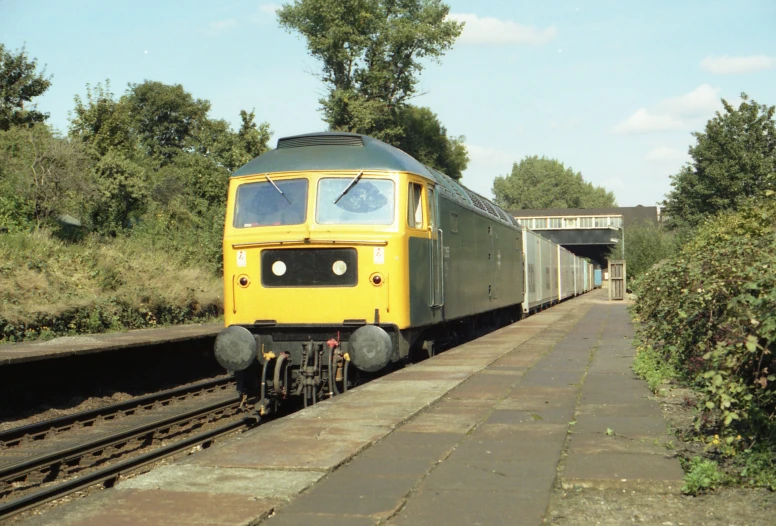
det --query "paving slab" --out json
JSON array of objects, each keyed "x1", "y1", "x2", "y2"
[
  {"x1": 388, "y1": 488, "x2": 548, "y2": 526},
  {"x1": 23, "y1": 488, "x2": 281, "y2": 526},
  {"x1": 566, "y1": 433, "x2": 676, "y2": 456},
  {"x1": 561, "y1": 452, "x2": 685, "y2": 491},
  {"x1": 422, "y1": 458, "x2": 558, "y2": 491}
]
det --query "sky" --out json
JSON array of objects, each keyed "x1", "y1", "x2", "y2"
[{"x1": 1, "y1": 0, "x2": 775, "y2": 206}]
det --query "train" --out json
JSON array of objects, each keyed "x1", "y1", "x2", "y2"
[{"x1": 213, "y1": 132, "x2": 595, "y2": 415}]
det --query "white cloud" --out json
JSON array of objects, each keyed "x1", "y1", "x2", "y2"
[
  {"x1": 655, "y1": 84, "x2": 721, "y2": 117},
  {"x1": 614, "y1": 84, "x2": 722, "y2": 134},
  {"x1": 700, "y1": 55, "x2": 776, "y2": 74},
  {"x1": 644, "y1": 146, "x2": 687, "y2": 163},
  {"x1": 613, "y1": 109, "x2": 685, "y2": 134},
  {"x1": 448, "y1": 13, "x2": 556, "y2": 45}
]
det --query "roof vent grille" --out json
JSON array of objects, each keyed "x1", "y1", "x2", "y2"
[{"x1": 277, "y1": 135, "x2": 364, "y2": 149}]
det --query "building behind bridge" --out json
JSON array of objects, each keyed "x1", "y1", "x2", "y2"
[{"x1": 508, "y1": 206, "x2": 660, "y2": 267}]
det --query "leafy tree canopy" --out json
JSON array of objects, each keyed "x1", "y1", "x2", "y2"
[
  {"x1": 70, "y1": 80, "x2": 271, "y2": 171},
  {"x1": 277, "y1": 0, "x2": 462, "y2": 141},
  {"x1": 492, "y1": 156, "x2": 616, "y2": 210},
  {"x1": 277, "y1": 0, "x2": 468, "y2": 176},
  {"x1": 0, "y1": 43, "x2": 52, "y2": 131},
  {"x1": 124, "y1": 81, "x2": 211, "y2": 164},
  {"x1": 663, "y1": 93, "x2": 776, "y2": 229},
  {"x1": 67, "y1": 79, "x2": 273, "y2": 235},
  {"x1": 70, "y1": 82, "x2": 136, "y2": 158},
  {"x1": 395, "y1": 105, "x2": 468, "y2": 180}
]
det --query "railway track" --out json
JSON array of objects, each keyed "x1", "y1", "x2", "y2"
[{"x1": 0, "y1": 377, "x2": 253, "y2": 521}]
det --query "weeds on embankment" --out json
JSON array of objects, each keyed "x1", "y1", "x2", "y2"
[
  {"x1": 630, "y1": 200, "x2": 776, "y2": 494},
  {"x1": 0, "y1": 230, "x2": 223, "y2": 343}
]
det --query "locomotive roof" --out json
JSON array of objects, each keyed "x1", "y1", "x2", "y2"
[
  {"x1": 232, "y1": 132, "x2": 433, "y2": 178},
  {"x1": 232, "y1": 132, "x2": 520, "y2": 228}
]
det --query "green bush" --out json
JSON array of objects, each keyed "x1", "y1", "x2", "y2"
[
  {"x1": 632, "y1": 340, "x2": 678, "y2": 393},
  {"x1": 682, "y1": 456, "x2": 725, "y2": 495},
  {"x1": 632, "y1": 200, "x2": 776, "y2": 450},
  {"x1": 608, "y1": 220, "x2": 678, "y2": 281}
]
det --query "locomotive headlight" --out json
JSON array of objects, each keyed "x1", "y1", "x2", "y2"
[
  {"x1": 332, "y1": 260, "x2": 347, "y2": 276},
  {"x1": 272, "y1": 261, "x2": 287, "y2": 276}
]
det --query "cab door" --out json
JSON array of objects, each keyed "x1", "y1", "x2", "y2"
[{"x1": 428, "y1": 186, "x2": 444, "y2": 309}]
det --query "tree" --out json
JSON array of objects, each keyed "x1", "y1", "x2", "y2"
[
  {"x1": 0, "y1": 43, "x2": 52, "y2": 131},
  {"x1": 395, "y1": 105, "x2": 468, "y2": 179},
  {"x1": 607, "y1": 221, "x2": 677, "y2": 281},
  {"x1": 492, "y1": 156, "x2": 616, "y2": 210},
  {"x1": 189, "y1": 110, "x2": 272, "y2": 172},
  {"x1": 123, "y1": 81, "x2": 211, "y2": 164},
  {"x1": 70, "y1": 82, "x2": 136, "y2": 158},
  {"x1": 70, "y1": 80, "x2": 271, "y2": 172},
  {"x1": 90, "y1": 151, "x2": 148, "y2": 235},
  {"x1": 67, "y1": 79, "x2": 272, "y2": 238},
  {"x1": 277, "y1": 0, "x2": 463, "y2": 141},
  {"x1": 663, "y1": 93, "x2": 776, "y2": 229},
  {"x1": 237, "y1": 110, "x2": 272, "y2": 161},
  {"x1": 0, "y1": 125, "x2": 92, "y2": 230}
]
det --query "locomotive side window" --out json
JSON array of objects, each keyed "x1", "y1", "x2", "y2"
[
  {"x1": 316, "y1": 178, "x2": 395, "y2": 225},
  {"x1": 408, "y1": 183, "x2": 424, "y2": 228},
  {"x1": 234, "y1": 178, "x2": 308, "y2": 228}
]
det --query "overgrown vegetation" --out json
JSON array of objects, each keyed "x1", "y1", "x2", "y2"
[
  {"x1": 681, "y1": 457, "x2": 726, "y2": 495},
  {"x1": 630, "y1": 93, "x2": 776, "y2": 489},
  {"x1": 632, "y1": 200, "x2": 776, "y2": 487},
  {"x1": 0, "y1": 230, "x2": 222, "y2": 342},
  {"x1": 0, "y1": 44, "x2": 266, "y2": 342},
  {"x1": 631, "y1": 339, "x2": 678, "y2": 393},
  {"x1": 607, "y1": 220, "x2": 679, "y2": 282}
]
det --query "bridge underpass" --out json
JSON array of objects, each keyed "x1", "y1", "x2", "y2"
[
  {"x1": 526, "y1": 227, "x2": 622, "y2": 267},
  {"x1": 508, "y1": 207, "x2": 662, "y2": 268}
]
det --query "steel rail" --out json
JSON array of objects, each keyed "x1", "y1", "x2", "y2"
[
  {"x1": 0, "y1": 418, "x2": 248, "y2": 520},
  {"x1": 0, "y1": 394, "x2": 242, "y2": 491},
  {"x1": 0, "y1": 376, "x2": 235, "y2": 448}
]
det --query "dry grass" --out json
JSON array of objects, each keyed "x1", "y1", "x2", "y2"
[{"x1": 0, "y1": 230, "x2": 222, "y2": 335}]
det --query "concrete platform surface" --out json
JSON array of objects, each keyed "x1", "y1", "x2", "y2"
[
  {"x1": 19, "y1": 291, "x2": 683, "y2": 526},
  {"x1": 0, "y1": 322, "x2": 222, "y2": 365}
]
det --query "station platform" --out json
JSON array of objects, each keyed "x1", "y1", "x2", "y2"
[
  {"x1": 0, "y1": 322, "x2": 222, "y2": 366},
  {"x1": 20, "y1": 290, "x2": 683, "y2": 526}
]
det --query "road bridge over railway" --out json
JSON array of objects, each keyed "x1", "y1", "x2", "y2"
[{"x1": 510, "y1": 206, "x2": 660, "y2": 267}]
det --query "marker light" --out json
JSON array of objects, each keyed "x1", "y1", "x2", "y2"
[
  {"x1": 332, "y1": 260, "x2": 348, "y2": 276},
  {"x1": 272, "y1": 261, "x2": 287, "y2": 276}
]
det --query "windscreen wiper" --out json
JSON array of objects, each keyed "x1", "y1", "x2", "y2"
[
  {"x1": 333, "y1": 171, "x2": 364, "y2": 204},
  {"x1": 265, "y1": 174, "x2": 291, "y2": 203}
]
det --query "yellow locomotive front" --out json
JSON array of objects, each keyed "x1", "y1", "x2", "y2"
[
  {"x1": 223, "y1": 171, "x2": 405, "y2": 330},
  {"x1": 214, "y1": 133, "x2": 436, "y2": 413}
]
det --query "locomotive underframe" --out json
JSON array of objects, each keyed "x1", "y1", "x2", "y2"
[{"x1": 232, "y1": 301, "x2": 525, "y2": 416}]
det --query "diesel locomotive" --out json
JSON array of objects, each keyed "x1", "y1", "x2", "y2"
[{"x1": 214, "y1": 132, "x2": 593, "y2": 414}]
